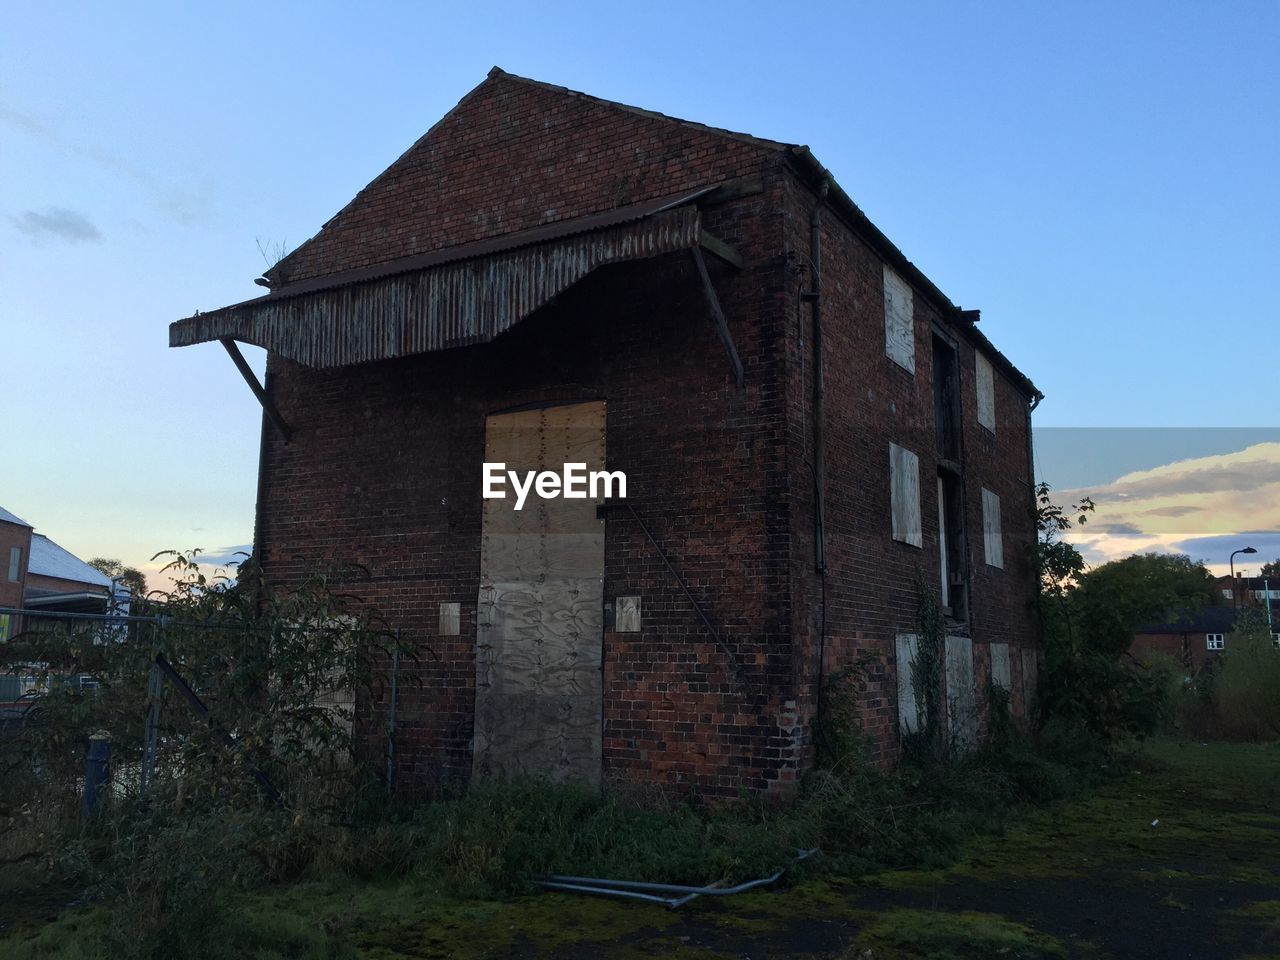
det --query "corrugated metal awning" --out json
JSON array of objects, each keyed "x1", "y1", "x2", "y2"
[{"x1": 169, "y1": 191, "x2": 708, "y2": 369}]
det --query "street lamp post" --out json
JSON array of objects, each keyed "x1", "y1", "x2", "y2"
[{"x1": 1229, "y1": 547, "x2": 1257, "y2": 608}]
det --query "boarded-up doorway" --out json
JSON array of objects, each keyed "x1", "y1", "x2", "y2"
[{"x1": 473, "y1": 401, "x2": 606, "y2": 786}]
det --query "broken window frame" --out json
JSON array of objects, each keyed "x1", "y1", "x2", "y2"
[{"x1": 932, "y1": 331, "x2": 969, "y2": 621}]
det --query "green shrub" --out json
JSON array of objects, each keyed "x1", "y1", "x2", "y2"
[{"x1": 1209, "y1": 623, "x2": 1280, "y2": 741}]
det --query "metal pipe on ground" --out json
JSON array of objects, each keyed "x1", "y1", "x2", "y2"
[{"x1": 535, "y1": 850, "x2": 815, "y2": 909}]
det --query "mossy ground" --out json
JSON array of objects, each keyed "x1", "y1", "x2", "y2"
[{"x1": 3, "y1": 739, "x2": 1278, "y2": 959}]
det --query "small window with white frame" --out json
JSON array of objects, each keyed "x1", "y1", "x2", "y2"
[
  {"x1": 1206, "y1": 633, "x2": 1224, "y2": 650},
  {"x1": 1221, "y1": 588, "x2": 1233, "y2": 600}
]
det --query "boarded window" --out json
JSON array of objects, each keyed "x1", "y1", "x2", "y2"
[
  {"x1": 1021, "y1": 647, "x2": 1040, "y2": 713},
  {"x1": 615, "y1": 596, "x2": 641, "y2": 633},
  {"x1": 895, "y1": 633, "x2": 920, "y2": 734},
  {"x1": 439, "y1": 602, "x2": 460, "y2": 636},
  {"x1": 976, "y1": 351, "x2": 996, "y2": 432},
  {"x1": 945, "y1": 635, "x2": 977, "y2": 750},
  {"x1": 883, "y1": 265, "x2": 915, "y2": 373},
  {"x1": 990, "y1": 642, "x2": 1011, "y2": 695},
  {"x1": 982, "y1": 488, "x2": 1003, "y2": 568},
  {"x1": 889, "y1": 443, "x2": 922, "y2": 547},
  {"x1": 474, "y1": 401, "x2": 606, "y2": 786}
]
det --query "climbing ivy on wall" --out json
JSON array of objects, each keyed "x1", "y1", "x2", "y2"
[{"x1": 905, "y1": 568, "x2": 944, "y2": 763}]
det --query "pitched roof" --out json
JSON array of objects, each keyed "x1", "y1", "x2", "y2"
[
  {"x1": 27, "y1": 535, "x2": 112, "y2": 589},
  {"x1": 263, "y1": 68, "x2": 783, "y2": 287},
  {"x1": 0, "y1": 506, "x2": 31, "y2": 528},
  {"x1": 176, "y1": 69, "x2": 1041, "y2": 400},
  {"x1": 1135, "y1": 604, "x2": 1240, "y2": 635}
]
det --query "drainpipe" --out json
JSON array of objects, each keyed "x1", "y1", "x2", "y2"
[
  {"x1": 806, "y1": 181, "x2": 829, "y2": 574},
  {"x1": 803, "y1": 181, "x2": 831, "y2": 753},
  {"x1": 1026, "y1": 392, "x2": 1042, "y2": 666}
]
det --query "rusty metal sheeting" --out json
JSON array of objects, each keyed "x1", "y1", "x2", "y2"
[{"x1": 170, "y1": 203, "x2": 703, "y2": 369}]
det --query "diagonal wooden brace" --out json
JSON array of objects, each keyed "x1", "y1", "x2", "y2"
[
  {"x1": 690, "y1": 247, "x2": 745, "y2": 388},
  {"x1": 220, "y1": 338, "x2": 291, "y2": 443}
]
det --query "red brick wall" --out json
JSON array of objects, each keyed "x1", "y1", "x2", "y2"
[
  {"x1": 1133, "y1": 632, "x2": 1222, "y2": 672},
  {"x1": 260, "y1": 175, "x2": 801, "y2": 796},
  {"x1": 270, "y1": 71, "x2": 785, "y2": 285},
  {"x1": 775, "y1": 167, "x2": 1040, "y2": 764},
  {"x1": 24, "y1": 572, "x2": 109, "y2": 598},
  {"x1": 250, "y1": 75, "x2": 1041, "y2": 793},
  {"x1": 0, "y1": 520, "x2": 31, "y2": 614}
]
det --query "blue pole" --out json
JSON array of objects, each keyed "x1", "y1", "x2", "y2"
[{"x1": 81, "y1": 733, "x2": 111, "y2": 821}]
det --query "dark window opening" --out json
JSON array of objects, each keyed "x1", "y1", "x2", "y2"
[{"x1": 933, "y1": 335, "x2": 967, "y2": 621}]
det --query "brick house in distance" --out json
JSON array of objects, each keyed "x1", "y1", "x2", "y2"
[
  {"x1": 1, "y1": 507, "x2": 34, "y2": 639},
  {"x1": 170, "y1": 70, "x2": 1043, "y2": 797}
]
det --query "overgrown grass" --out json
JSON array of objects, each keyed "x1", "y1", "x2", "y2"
[
  {"x1": 11, "y1": 736, "x2": 1277, "y2": 960},
  {"x1": 0, "y1": 722, "x2": 1117, "y2": 960}
]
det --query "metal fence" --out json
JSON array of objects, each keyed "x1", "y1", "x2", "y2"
[{"x1": 0, "y1": 606, "x2": 400, "y2": 820}]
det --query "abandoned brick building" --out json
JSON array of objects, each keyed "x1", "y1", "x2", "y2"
[{"x1": 170, "y1": 69, "x2": 1043, "y2": 796}]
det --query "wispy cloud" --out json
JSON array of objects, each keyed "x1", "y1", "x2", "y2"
[
  {"x1": 12, "y1": 207, "x2": 103, "y2": 243},
  {"x1": 0, "y1": 104, "x2": 211, "y2": 227},
  {"x1": 1058, "y1": 442, "x2": 1280, "y2": 573},
  {"x1": 194, "y1": 545, "x2": 254, "y2": 568}
]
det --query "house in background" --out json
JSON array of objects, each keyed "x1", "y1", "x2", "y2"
[
  {"x1": 0, "y1": 504, "x2": 122, "y2": 624},
  {"x1": 1132, "y1": 605, "x2": 1242, "y2": 672},
  {"x1": 1, "y1": 507, "x2": 34, "y2": 639},
  {"x1": 23, "y1": 534, "x2": 116, "y2": 615},
  {"x1": 1217, "y1": 574, "x2": 1279, "y2": 631},
  {"x1": 170, "y1": 70, "x2": 1043, "y2": 796},
  {"x1": 1, "y1": 506, "x2": 122, "y2": 708}
]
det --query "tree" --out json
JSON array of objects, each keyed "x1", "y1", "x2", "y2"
[
  {"x1": 87, "y1": 557, "x2": 148, "y2": 598},
  {"x1": 1074, "y1": 552, "x2": 1220, "y2": 660},
  {"x1": 1032, "y1": 484, "x2": 1220, "y2": 741},
  {"x1": 1260, "y1": 558, "x2": 1280, "y2": 580}
]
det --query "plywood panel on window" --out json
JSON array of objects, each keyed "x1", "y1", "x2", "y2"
[
  {"x1": 976, "y1": 352, "x2": 996, "y2": 432},
  {"x1": 1021, "y1": 647, "x2": 1040, "y2": 715},
  {"x1": 945, "y1": 634, "x2": 977, "y2": 750},
  {"x1": 982, "y1": 488, "x2": 1003, "y2": 568},
  {"x1": 883, "y1": 265, "x2": 915, "y2": 373},
  {"x1": 890, "y1": 443, "x2": 922, "y2": 547},
  {"x1": 474, "y1": 401, "x2": 605, "y2": 786},
  {"x1": 990, "y1": 641, "x2": 1011, "y2": 693},
  {"x1": 895, "y1": 633, "x2": 921, "y2": 734}
]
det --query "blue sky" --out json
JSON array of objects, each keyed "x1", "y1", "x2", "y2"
[{"x1": 2, "y1": 1, "x2": 1277, "y2": 582}]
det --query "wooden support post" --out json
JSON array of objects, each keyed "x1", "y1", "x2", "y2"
[
  {"x1": 220, "y1": 338, "x2": 291, "y2": 442},
  {"x1": 690, "y1": 248, "x2": 745, "y2": 388},
  {"x1": 699, "y1": 230, "x2": 744, "y2": 269}
]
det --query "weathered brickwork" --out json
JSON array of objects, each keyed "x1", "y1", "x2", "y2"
[{"x1": 249, "y1": 71, "x2": 1040, "y2": 797}]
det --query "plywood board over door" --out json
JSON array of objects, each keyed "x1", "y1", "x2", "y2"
[{"x1": 473, "y1": 401, "x2": 606, "y2": 786}]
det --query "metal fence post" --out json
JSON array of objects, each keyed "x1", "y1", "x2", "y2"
[
  {"x1": 140, "y1": 621, "x2": 162, "y2": 797},
  {"x1": 81, "y1": 732, "x2": 111, "y2": 822}
]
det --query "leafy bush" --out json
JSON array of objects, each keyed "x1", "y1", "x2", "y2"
[
  {"x1": 0, "y1": 552, "x2": 408, "y2": 958},
  {"x1": 1205, "y1": 619, "x2": 1280, "y2": 741}
]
